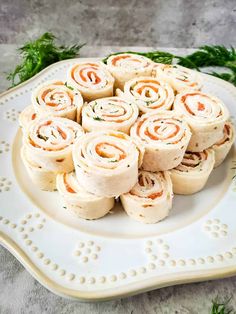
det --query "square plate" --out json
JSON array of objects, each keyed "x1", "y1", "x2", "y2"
[{"x1": 1, "y1": 58, "x2": 236, "y2": 301}]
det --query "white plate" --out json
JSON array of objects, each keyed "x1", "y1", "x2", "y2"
[{"x1": 1, "y1": 58, "x2": 236, "y2": 301}]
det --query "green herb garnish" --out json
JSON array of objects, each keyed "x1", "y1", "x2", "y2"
[
  {"x1": 103, "y1": 46, "x2": 236, "y2": 86},
  {"x1": 109, "y1": 160, "x2": 118, "y2": 162},
  {"x1": 177, "y1": 46, "x2": 236, "y2": 85},
  {"x1": 7, "y1": 32, "x2": 85, "y2": 87},
  {"x1": 211, "y1": 297, "x2": 235, "y2": 314},
  {"x1": 38, "y1": 134, "x2": 49, "y2": 141},
  {"x1": 93, "y1": 116, "x2": 104, "y2": 121},
  {"x1": 51, "y1": 130, "x2": 57, "y2": 138},
  {"x1": 65, "y1": 82, "x2": 74, "y2": 90}
]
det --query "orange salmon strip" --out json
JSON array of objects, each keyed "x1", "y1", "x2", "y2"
[
  {"x1": 111, "y1": 55, "x2": 142, "y2": 66},
  {"x1": 46, "y1": 102, "x2": 58, "y2": 107},
  {"x1": 41, "y1": 89, "x2": 52, "y2": 101},
  {"x1": 136, "y1": 118, "x2": 147, "y2": 136},
  {"x1": 198, "y1": 102, "x2": 205, "y2": 111},
  {"x1": 145, "y1": 122, "x2": 180, "y2": 140},
  {"x1": 63, "y1": 174, "x2": 76, "y2": 193},
  {"x1": 148, "y1": 191, "x2": 163, "y2": 199},
  {"x1": 57, "y1": 127, "x2": 67, "y2": 140},
  {"x1": 136, "y1": 84, "x2": 158, "y2": 94}
]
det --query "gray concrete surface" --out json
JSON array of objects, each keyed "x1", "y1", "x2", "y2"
[
  {"x1": 1, "y1": 0, "x2": 236, "y2": 313},
  {"x1": 1, "y1": 244, "x2": 236, "y2": 314},
  {"x1": 0, "y1": 0, "x2": 236, "y2": 47}
]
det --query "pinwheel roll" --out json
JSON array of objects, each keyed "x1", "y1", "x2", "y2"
[
  {"x1": 153, "y1": 64, "x2": 202, "y2": 92},
  {"x1": 106, "y1": 53, "x2": 154, "y2": 89},
  {"x1": 170, "y1": 149, "x2": 215, "y2": 194},
  {"x1": 120, "y1": 170, "x2": 173, "y2": 224},
  {"x1": 32, "y1": 80, "x2": 83, "y2": 123},
  {"x1": 212, "y1": 121, "x2": 235, "y2": 167},
  {"x1": 82, "y1": 96, "x2": 139, "y2": 134},
  {"x1": 21, "y1": 147, "x2": 57, "y2": 191},
  {"x1": 174, "y1": 90, "x2": 229, "y2": 152},
  {"x1": 73, "y1": 131, "x2": 141, "y2": 197},
  {"x1": 19, "y1": 105, "x2": 39, "y2": 132},
  {"x1": 121, "y1": 77, "x2": 174, "y2": 114},
  {"x1": 67, "y1": 62, "x2": 114, "y2": 102},
  {"x1": 23, "y1": 116, "x2": 84, "y2": 172},
  {"x1": 130, "y1": 112, "x2": 191, "y2": 171},
  {"x1": 57, "y1": 172, "x2": 114, "y2": 220}
]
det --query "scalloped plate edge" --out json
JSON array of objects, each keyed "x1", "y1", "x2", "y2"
[{"x1": 1, "y1": 231, "x2": 236, "y2": 301}]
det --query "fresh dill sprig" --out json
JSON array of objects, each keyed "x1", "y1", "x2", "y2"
[
  {"x1": 176, "y1": 45, "x2": 236, "y2": 85},
  {"x1": 65, "y1": 82, "x2": 74, "y2": 90},
  {"x1": 7, "y1": 32, "x2": 85, "y2": 87},
  {"x1": 209, "y1": 70, "x2": 236, "y2": 86},
  {"x1": 211, "y1": 297, "x2": 235, "y2": 314},
  {"x1": 93, "y1": 116, "x2": 104, "y2": 121},
  {"x1": 38, "y1": 134, "x2": 49, "y2": 141},
  {"x1": 177, "y1": 45, "x2": 236, "y2": 69}
]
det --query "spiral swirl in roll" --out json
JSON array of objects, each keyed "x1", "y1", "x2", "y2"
[
  {"x1": 174, "y1": 90, "x2": 229, "y2": 151},
  {"x1": 131, "y1": 112, "x2": 191, "y2": 171},
  {"x1": 106, "y1": 53, "x2": 154, "y2": 89},
  {"x1": 23, "y1": 116, "x2": 84, "y2": 172},
  {"x1": 67, "y1": 62, "x2": 114, "y2": 102},
  {"x1": 120, "y1": 170, "x2": 173, "y2": 223},
  {"x1": 32, "y1": 80, "x2": 83, "y2": 122},
  {"x1": 73, "y1": 131, "x2": 141, "y2": 197},
  {"x1": 212, "y1": 121, "x2": 235, "y2": 167},
  {"x1": 19, "y1": 105, "x2": 39, "y2": 132},
  {"x1": 153, "y1": 64, "x2": 202, "y2": 92},
  {"x1": 57, "y1": 172, "x2": 114, "y2": 219},
  {"x1": 122, "y1": 76, "x2": 174, "y2": 114},
  {"x1": 170, "y1": 149, "x2": 215, "y2": 194},
  {"x1": 82, "y1": 96, "x2": 139, "y2": 134}
]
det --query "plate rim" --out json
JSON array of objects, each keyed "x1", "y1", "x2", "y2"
[{"x1": 1, "y1": 231, "x2": 236, "y2": 301}]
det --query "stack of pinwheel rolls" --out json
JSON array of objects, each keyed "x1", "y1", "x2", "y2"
[
  {"x1": 56, "y1": 172, "x2": 114, "y2": 220},
  {"x1": 170, "y1": 149, "x2": 215, "y2": 194},
  {"x1": 19, "y1": 53, "x2": 235, "y2": 223},
  {"x1": 130, "y1": 111, "x2": 192, "y2": 171},
  {"x1": 32, "y1": 80, "x2": 84, "y2": 122},
  {"x1": 174, "y1": 90, "x2": 229, "y2": 151},
  {"x1": 72, "y1": 131, "x2": 142, "y2": 197},
  {"x1": 67, "y1": 62, "x2": 114, "y2": 101},
  {"x1": 120, "y1": 77, "x2": 175, "y2": 115},
  {"x1": 21, "y1": 116, "x2": 84, "y2": 191},
  {"x1": 19, "y1": 79, "x2": 84, "y2": 128},
  {"x1": 106, "y1": 53, "x2": 153, "y2": 89},
  {"x1": 153, "y1": 64, "x2": 202, "y2": 92},
  {"x1": 120, "y1": 170, "x2": 173, "y2": 223},
  {"x1": 212, "y1": 121, "x2": 235, "y2": 167},
  {"x1": 82, "y1": 96, "x2": 139, "y2": 134}
]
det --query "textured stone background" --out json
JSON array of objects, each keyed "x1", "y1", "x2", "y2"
[
  {"x1": 1, "y1": 0, "x2": 236, "y2": 47},
  {"x1": 1, "y1": 0, "x2": 236, "y2": 313}
]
